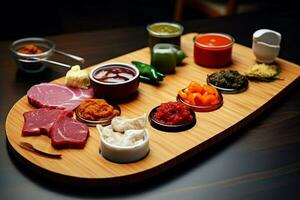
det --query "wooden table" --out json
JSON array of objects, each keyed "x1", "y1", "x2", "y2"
[{"x1": 1, "y1": 9, "x2": 300, "y2": 200}]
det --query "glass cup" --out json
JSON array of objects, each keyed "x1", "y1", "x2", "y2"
[
  {"x1": 10, "y1": 37, "x2": 54, "y2": 73},
  {"x1": 194, "y1": 33, "x2": 234, "y2": 67},
  {"x1": 10, "y1": 37, "x2": 85, "y2": 73},
  {"x1": 147, "y1": 22, "x2": 183, "y2": 50}
]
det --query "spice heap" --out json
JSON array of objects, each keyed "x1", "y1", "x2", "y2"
[
  {"x1": 207, "y1": 70, "x2": 248, "y2": 90},
  {"x1": 245, "y1": 64, "x2": 280, "y2": 81}
]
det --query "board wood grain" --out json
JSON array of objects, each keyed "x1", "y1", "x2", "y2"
[{"x1": 5, "y1": 33, "x2": 300, "y2": 184}]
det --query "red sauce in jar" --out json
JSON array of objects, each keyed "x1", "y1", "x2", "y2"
[
  {"x1": 153, "y1": 101, "x2": 193, "y2": 125},
  {"x1": 194, "y1": 33, "x2": 234, "y2": 67}
]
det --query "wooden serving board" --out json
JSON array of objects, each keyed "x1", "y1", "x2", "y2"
[{"x1": 5, "y1": 33, "x2": 300, "y2": 184}]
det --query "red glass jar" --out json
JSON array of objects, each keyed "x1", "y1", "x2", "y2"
[{"x1": 194, "y1": 33, "x2": 234, "y2": 67}]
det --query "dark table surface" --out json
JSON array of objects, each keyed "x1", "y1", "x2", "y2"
[{"x1": 1, "y1": 9, "x2": 300, "y2": 200}]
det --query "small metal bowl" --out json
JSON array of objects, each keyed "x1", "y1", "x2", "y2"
[
  {"x1": 75, "y1": 105, "x2": 121, "y2": 127},
  {"x1": 206, "y1": 74, "x2": 249, "y2": 94},
  {"x1": 206, "y1": 79, "x2": 248, "y2": 94}
]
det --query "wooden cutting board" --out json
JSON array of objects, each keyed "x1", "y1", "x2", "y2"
[{"x1": 5, "y1": 33, "x2": 300, "y2": 184}]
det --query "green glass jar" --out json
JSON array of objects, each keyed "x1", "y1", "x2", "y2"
[
  {"x1": 151, "y1": 43, "x2": 186, "y2": 74},
  {"x1": 147, "y1": 22, "x2": 184, "y2": 50}
]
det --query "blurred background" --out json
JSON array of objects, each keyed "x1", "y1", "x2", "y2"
[{"x1": 0, "y1": 0, "x2": 296, "y2": 41}]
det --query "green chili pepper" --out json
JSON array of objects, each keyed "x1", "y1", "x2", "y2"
[
  {"x1": 139, "y1": 75, "x2": 159, "y2": 84},
  {"x1": 131, "y1": 61, "x2": 164, "y2": 82},
  {"x1": 156, "y1": 71, "x2": 165, "y2": 79}
]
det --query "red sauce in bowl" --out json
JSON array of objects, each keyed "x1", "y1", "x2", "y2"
[
  {"x1": 153, "y1": 101, "x2": 193, "y2": 125},
  {"x1": 194, "y1": 33, "x2": 234, "y2": 67}
]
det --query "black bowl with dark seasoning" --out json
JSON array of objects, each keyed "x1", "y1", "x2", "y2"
[{"x1": 207, "y1": 70, "x2": 248, "y2": 94}]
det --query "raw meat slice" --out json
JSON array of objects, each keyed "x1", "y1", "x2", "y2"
[
  {"x1": 50, "y1": 113, "x2": 89, "y2": 149},
  {"x1": 22, "y1": 108, "x2": 72, "y2": 136},
  {"x1": 27, "y1": 83, "x2": 94, "y2": 110}
]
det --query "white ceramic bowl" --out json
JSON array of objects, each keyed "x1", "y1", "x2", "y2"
[{"x1": 97, "y1": 127, "x2": 150, "y2": 163}]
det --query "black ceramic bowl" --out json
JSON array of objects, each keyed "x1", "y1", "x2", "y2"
[
  {"x1": 148, "y1": 106, "x2": 196, "y2": 132},
  {"x1": 206, "y1": 76, "x2": 249, "y2": 94}
]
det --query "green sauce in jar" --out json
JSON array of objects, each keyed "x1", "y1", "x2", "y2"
[
  {"x1": 147, "y1": 22, "x2": 183, "y2": 50},
  {"x1": 149, "y1": 24, "x2": 181, "y2": 34}
]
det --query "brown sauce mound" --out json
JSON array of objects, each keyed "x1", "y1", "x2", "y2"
[{"x1": 77, "y1": 99, "x2": 120, "y2": 121}]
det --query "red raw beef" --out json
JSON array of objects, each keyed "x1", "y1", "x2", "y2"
[
  {"x1": 22, "y1": 108, "x2": 72, "y2": 136},
  {"x1": 50, "y1": 113, "x2": 89, "y2": 149},
  {"x1": 27, "y1": 83, "x2": 94, "y2": 110}
]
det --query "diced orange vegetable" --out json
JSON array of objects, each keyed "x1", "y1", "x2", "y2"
[
  {"x1": 211, "y1": 96, "x2": 220, "y2": 105},
  {"x1": 178, "y1": 90, "x2": 187, "y2": 99},
  {"x1": 194, "y1": 93, "x2": 203, "y2": 105},
  {"x1": 188, "y1": 81, "x2": 204, "y2": 94},
  {"x1": 187, "y1": 93, "x2": 195, "y2": 105},
  {"x1": 188, "y1": 81, "x2": 201, "y2": 88},
  {"x1": 201, "y1": 94, "x2": 215, "y2": 105},
  {"x1": 178, "y1": 81, "x2": 220, "y2": 107},
  {"x1": 203, "y1": 85, "x2": 217, "y2": 95},
  {"x1": 183, "y1": 88, "x2": 190, "y2": 93}
]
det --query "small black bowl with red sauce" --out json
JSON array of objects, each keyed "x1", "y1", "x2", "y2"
[
  {"x1": 89, "y1": 62, "x2": 140, "y2": 100},
  {"x1": 149, "y1": 101, "x2": 196, "y2": 132}
]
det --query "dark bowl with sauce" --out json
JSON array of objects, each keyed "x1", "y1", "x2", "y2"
[{"x1": 89, "y1": 63, "x2": 140, "y2": 100}]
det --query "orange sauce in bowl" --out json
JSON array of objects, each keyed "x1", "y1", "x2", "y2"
[
  {"x1": 77, "y1": 99, "x2": 120, "y2": 121},
  {"x1": 196, "y1": 34, "x2": 232, "y2": 47},
  {"x1": 194, "y1": 33, "x2": 234, "y2": 67}
]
